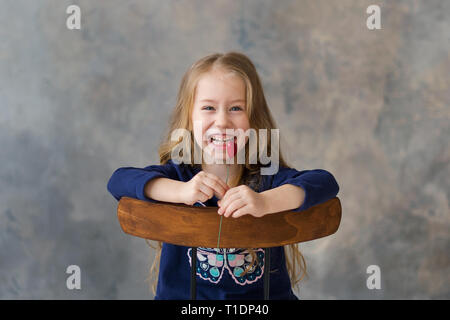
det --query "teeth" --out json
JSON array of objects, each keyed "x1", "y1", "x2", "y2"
[{"x1": 211, "y1": 136, "x2": 234, "y2": 143}]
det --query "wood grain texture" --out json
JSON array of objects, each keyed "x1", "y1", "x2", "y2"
[{"x1": 117, "y1": 197, "x2": 342, "y2": 248}]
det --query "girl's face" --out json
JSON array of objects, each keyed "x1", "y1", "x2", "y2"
[{"x1": 192, "y1": 68, "x2": 250, "y2": 163}]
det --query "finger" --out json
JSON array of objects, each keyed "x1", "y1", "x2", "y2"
[
  {"x1": 203, "y1": 175, "x2": 228, "y2": 199},
  {"x1": 214, "y1": 176, "x2": 230, "y2": 199},
  {"x1": 222, "y1": 185, "x2": 242, "y2": 199},
  {"x1": 231, "y1": 206, "x2": 249, "y2": 219},
  {"x1": 198, "y1": 183, "x2": 214, "y2": 200},
  {"x1": 205, "y1": 172, "x2": 230, "y2": 193},
  {"x1": 223, "y1": 198, "x2": 246, "y2": 218},
  {"x1": 218, "y1": 187, "x2": 241, "y2": 206},
  {"x1": 221, "y1": 196, "x2": 244, "y2": 217},
  {"x1": 218, "y1": 190, "x2": 241, "y2": 213}
]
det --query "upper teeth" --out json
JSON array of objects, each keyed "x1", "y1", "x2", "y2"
[{"x1": 211, "y1": 136, "x2": 234, "y2": 142}]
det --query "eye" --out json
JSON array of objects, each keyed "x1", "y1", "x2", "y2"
[
  {"x1": 230, "y1": 106, "x2": 243, "y2": 111},
  {"x1": 202, "y1": 106, "x2": 215, "y2": 111}
]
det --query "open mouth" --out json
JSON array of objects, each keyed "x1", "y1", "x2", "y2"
[
  {"x1": 208, "y1": 135, "x2": 237, "y2": 146},
  {"x1": 203, "y1": 134, "x2": 239, "y2": 158}
]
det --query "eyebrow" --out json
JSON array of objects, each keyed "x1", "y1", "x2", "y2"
[{"x1": 200, "y1": 99, "x2": 245, "y2": 103}]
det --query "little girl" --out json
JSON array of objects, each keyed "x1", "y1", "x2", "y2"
[{"x1": 107, "y1": 52, "x2": 339, "y2": 300}]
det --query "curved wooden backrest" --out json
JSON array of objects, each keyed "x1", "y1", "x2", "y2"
[{"x1": 117, "y1": 197, "x2": 342, "y2": 248}]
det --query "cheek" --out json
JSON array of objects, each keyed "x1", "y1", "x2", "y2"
[
  {"x1": 238, "y1": 119, "x2": 251, "y2": 133},
  {"x1": 239, "y1": 114, "x2": 250, "y2": 127},
  {"x1": 191, "y1": 111, "x2": 206, "y2": 139}
]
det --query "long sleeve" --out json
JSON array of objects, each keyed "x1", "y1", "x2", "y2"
[
  {"x1": 271, "y1": 167, "x2": 340, "y2": 212},
  {"x1": 106, "y1": 161, "x2": 179, "y2": 202}
]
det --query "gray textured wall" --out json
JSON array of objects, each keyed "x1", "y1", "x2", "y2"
[{"x1": 1, "y1": 0, "x2": 449, "y2": 299}]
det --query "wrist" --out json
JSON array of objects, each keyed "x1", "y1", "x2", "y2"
[
  {"x1": 174, "y1": 181, "x2": 187, "y2": 203},
  {"x1": 259, "y1": 192, "x2": 274, "y2": 217},
  {"x1": 259, "y1": 184, "x2": 306, "y2": 216}
]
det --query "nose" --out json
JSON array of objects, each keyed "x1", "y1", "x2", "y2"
[{"x1": 214, "y1": 108, "x2": 231, "y2": 128}]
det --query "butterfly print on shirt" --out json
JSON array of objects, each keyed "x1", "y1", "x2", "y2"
[{"x1": 187, "y1": 247, "x2": 265, "y2": 286}]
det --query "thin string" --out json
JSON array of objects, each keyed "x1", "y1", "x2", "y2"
[{"x1": 216, "y1": 164, "x2": 228, "y2": 250}]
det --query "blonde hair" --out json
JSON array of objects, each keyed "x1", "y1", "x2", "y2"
[{"x1": 146, "y1": 51, "x2": 307, "y2": 296}]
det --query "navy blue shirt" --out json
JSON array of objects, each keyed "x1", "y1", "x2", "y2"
[{"x1": 107, "y1": 159, "x2": 339, "y2": 300}]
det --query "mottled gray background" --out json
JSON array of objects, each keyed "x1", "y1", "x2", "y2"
[{"x1": 1, "y1": 0, "x2": 449, "y2": 299}]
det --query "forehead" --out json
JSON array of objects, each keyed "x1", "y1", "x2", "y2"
[{"x1": 195, "y1": 70, "x2": 246, "y2": 101}]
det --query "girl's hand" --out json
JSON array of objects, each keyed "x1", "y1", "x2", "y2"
[
  {"x1": 217, "y1": 185, "x2": 268, "y2": 218},
  {"x1": 180, "y1": 171, "x2": 229, "y2": 206}
]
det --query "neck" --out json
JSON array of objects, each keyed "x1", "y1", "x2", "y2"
[{"x1": 201, "y1": 162, "x2": 241, "y2": 186}]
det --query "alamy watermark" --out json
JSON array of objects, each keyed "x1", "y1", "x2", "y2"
[
  {"x1": 366, "y1": 5, "x2": 381, "y2": 30},
  {"x1": 66, "y1": 5, "x2": 381, "y2": 31},
  {"x1": 66, "y1": 265, "x2": 81, "y2": 290},
  {"x1": 66, "y1": 5, "x2": 81, "y2": 30},
  {"x1": 170, "y1": 121, "x2": 280, "y2": 175},
  {"x1": 366, "y1": 265, "x2": 381, "y2": 290}
]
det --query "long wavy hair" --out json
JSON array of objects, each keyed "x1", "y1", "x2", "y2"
[{"x1": 145, "y1": 51, "x2": 307, "y2": 296}]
